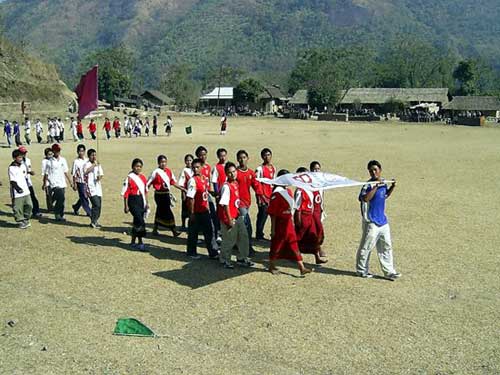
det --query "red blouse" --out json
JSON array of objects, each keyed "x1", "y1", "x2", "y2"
[{"x1": 122, "y1": 174, "x2": 147, "y2": 198}]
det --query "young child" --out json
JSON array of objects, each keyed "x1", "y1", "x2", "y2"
[
  {"x1": 185, "y1": 158, "x2": 219, "y2": 259},
  {"x1": 103, "y1": 117, "x2": 112, "y2": 140},
  {"x1": 147, "y1": 155, "x2": 183, "y2": 237},
  {"x1": 178, "y1": 154, "x2": 194, "y2": 231},
  {"x1": 9, "y1": 149, "x2": 33, "y2": 229},
  {"x1": 71, "y1": 144, "x2": 91, "y2": 217},
  {"x1": 218, "y1": 162, "x2": 254, "y2": 268},
  {"x1": 236, "y1": 150, "x2": 263, "y2": 255},
  {"x1": 356, "y1": 160, "x2": 401, "y2": 280},
  {"x1": 255, "y1": 148, "x2": 276, "y2": 240},
  {"x1": 84, "y1": 149, "x2": 104, "y2": 228},
  {"x1": 267, "y1": 169, "x2": 312, "y2": 276},
  {"x1": 211, "y1": 148, "x2": 228, "y2": 196},
  {"x1": 122, "y1": 158, "x2": 149, "y2": 251},
  {"x1": 76, "y1": 118, "x2": 84, "y2": 140},
  {"x1": 112, "y1": 117, "x2": 121, "y2": 138},
  {"x1": 42, "y1": 147, "x2": 54, "y2": 211},
  {"x1": 294, "y1": 167, "x2": 326, "y2": 265}
]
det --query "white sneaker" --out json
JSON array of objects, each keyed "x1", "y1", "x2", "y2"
[{"x1": 386, "y1": 273, "x2": 402, "y2": 280}]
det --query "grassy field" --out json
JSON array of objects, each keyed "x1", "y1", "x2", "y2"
[{"x1": 0, "y1": 115, "x2": 499, "y2": 374}]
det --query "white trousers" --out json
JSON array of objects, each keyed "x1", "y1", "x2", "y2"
[{"x1": 356, "y1": 222, "x2": 396, "y2": 276}]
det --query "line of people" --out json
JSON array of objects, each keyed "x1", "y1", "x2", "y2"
[
  {"x1": 2, "y1": 114, "x2": 175, "y2": 147},
  {"x1": 6, "y1": 142, "x2": 401, "y2": 279}
]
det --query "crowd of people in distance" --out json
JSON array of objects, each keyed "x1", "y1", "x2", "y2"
[
  {"x1": 6, "y1": 141, "x2": 401, "y2": 279},
  {"x1": 2, "y1": 114, "x2": 175, "y2": 147}
]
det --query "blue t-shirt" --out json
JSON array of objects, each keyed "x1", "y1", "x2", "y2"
[{"x1": 359, "y1": 182, "x2": 388, "y2": 226}]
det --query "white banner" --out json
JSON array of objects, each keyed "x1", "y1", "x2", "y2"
[{"x1": 257, "y1": 172, "x2": 366, "y2": 191}]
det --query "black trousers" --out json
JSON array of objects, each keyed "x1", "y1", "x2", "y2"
[
  {"x1": 29, "y1": 186, "x2": 40, "y2": 215},
  {"x1": 51, "y1": 187, "x2": 65, "y2": 218},
  {"x1": 187, "y1": 211, "x2": 218, "y2": 257},
  {"x1": 255, "y1": 203, "x2": 269, "y2": 239},
  {"x1": 89, "y1": 195, "x2": 102, "y2": 224}
]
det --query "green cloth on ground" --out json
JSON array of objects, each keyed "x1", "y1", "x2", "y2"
[
  {"x1": 113, "y1": 318, "x2": 155, "y2": 337},
  {"x1": 185, "y1": 126, "x2": 192, "y2": 134}
]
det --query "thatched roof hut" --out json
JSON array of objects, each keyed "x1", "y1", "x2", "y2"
[
  {"x1": 443, "y1": 96, "x2": 500, "y2": 112},
  {"x1": 341, "y1": 88, "x2": 449, "y2": 105},
  {"x1": 288, "y1": 90, "x2": 308, "y2": 105}
]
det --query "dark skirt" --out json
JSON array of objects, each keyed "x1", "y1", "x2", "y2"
[
  {"x1": 128, "y1": 195, "x2": 146, "y2": 237},
  {"x1": 154, "y1": 191, "x2": 175, "y2": 228}
]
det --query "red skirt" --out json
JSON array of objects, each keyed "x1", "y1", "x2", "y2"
[
  {"x1": 295, "y1": 212, "x2": 321, "y2": 254},
  {"x1": 312, "y1": 209, "x2": 325, "y2": 246},
  {"x1": 270, "y1": 216, "x2": 303, "y2": 261}
]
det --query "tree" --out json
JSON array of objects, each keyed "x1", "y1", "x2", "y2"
[
  {"x1": 160, "y1": 63, "x2": 200, "y2": 109},
  {"x1": 234, "y1": 78, "x2": 265, "y2": 105},
  {"x1": 452, "y1": 59, "x2": 498, "y2": 96},
  {"x1": 376, "y1": 36, "x2": 455, "y2": 89},
  {"x1": 289, "y1": 47, "x2": 376, "y2": 111},
  {"x1": 80, "y1": 45, "x2": 135, "y2": 103}
]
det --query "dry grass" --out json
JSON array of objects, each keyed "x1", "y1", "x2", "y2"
[{"x1": 0, "y1": 114, "x2": 499, "y2": 374}]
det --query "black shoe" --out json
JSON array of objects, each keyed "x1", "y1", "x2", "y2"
[
  {"x1": 236, "y1": 259, "x2": 255, "y2": 268},
  {"x1": 72, "y1": 205, "x2": 78, "y2": 215},
  {"x1": 249, "y1": 248, "x2": 256, "y2": 257}
]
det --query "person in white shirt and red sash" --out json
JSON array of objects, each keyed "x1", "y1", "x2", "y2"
[{"x1": 217, "y1": 162, "x2": 254, "y2": 269}]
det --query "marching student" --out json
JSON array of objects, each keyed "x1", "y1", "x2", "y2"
[
  {"x1": 124, "y1": 116, "x2": 132, "y2": 137},
  {"x1": 35, "y1": 119, "x2": 43, "y2": 144},
  {"x1": 356, "y1": 160, "x2": 401, "y2": 280},
  {"x1": 24, "y1": 117, "x2": 31, "y2": 145},
  {"x1": 195, "y1": 145, "x2": 220, "y2": 243},
  {"x1": 218, "y1": 162, "x2": 254, "y2": 268},
  {"x1": 211, "y1": 147, "x2": 228, "y2": 196},
  {"x1": 144, "y1": 117, "x2": 150, "y2": 136},
  {"x1": 88, "y1": 119, "x2": 97, "y2": 140},
  {"x1": 267, "y1": 169, "x2": 312, "y2": 276},
  {"x1": 165, "y1": 115, "x2": 173, "y2": 136},
  {"x1": 185, "y1": 158, "x2": 219, "y2": 259},
  {"x1": 18, "y1": 146, "x2": 42, "y2": 218},
  {"x1": 70, "y1": 117, "x2": 78, "y2": 142},
  {"x1": 41, "y1": 147, "x2": 54, "y2": 211},
  {"x1": 84, "y1": 149, "x2": 104, "y2": 228},
  {"x1": 294, "y1": 167, "x2": 326, "y2": 265},
  {"x1": 47, "y1": 118, "x2": 55, "y2": 143},
  {"x1": 310, "y1": 161, "x2": 327, "y2": 259},
  {"x1": 76, "y1": 118, "x2": 84, "y2": 140},
  {"x1": 255, "y1": 147, "x2": 276, "y2": 240},
  {"x1": 236, "y1": 150, "x2": 263, "y2": 255},
  {"x1": 147, "y1": 155, "x2": 183, "y2": 237},
  {"x1": 112, "y1": 117, "x2": 121, "y2": 138},
  {"x1": 178, "y1": 154, "x2": 194, "y2": 231},
  {"x1": 152, "y1": 115, "x2": 158, "y2": 136},
  {"x1": 220, "y1": 113, "x2": 228, "y2": 135},
  {"x1": 53, "y1": 118, "x2": 61, "y2": 142},
  {"x1": 42, "y1": 143, "x2": 73, "y2": 221},
  {"x1": 13, "y1": 121, "x2": 22, "y2": 146},
  {"x1": 122, "y1": 158, "x2": 149, "y2": 251},
  {"x1": 9, "y1": 149, "x2": 33, "y2": 229},
  {"x1": 103, "y1": 117, "x2": 112, "y2": 140},
  {"x1": 71, "y1": 144, "x2": 91, "y2": 217},
  {"x1": 4, "y1": 119, "x2": 12, "y2": 147},
  {"x1": 58, "y1": 118, "x2": 65, "y2": 141},
  {"x1": 133, "y1": 118, "x2": 142, "y2": 137}
]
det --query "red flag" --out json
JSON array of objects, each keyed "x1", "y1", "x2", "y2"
[{"x1": 75, "y1": 66, "x2": 98, "y2": 119}]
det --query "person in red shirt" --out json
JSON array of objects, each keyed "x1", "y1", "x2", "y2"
[
  {"x1": 267, "y1": 169, "x2": 312, "y2": 276},
  {"x1": 121, "y1": 158, "x2": 149, "y2": 251},
  {"x1": 186, "y1": 158, "x2": 219, "y2": 259},
  {"x1": 195, "y1": 145, "x2": 220, "y2": 243},
  {"x1": 76, "y1": 119, "x2": 84, "y2": 140},
  {"x1": 112, "y1": 117, "x2": 121, "y2": 138},
  {"x1": 255, "y1": 148, "x2": 276, "y2": 240},
  {"x1": 88, "y1": 119, "x2": 97, "y2": 140},
  {"x1": 310, "y1": 161, "x2": 328, "y2": 259},
  {"x1": 218, "y1": 162, "x2": 254, "y2": 269},
  {"x1": 147, "y1": 154, "x2": 184, "y2": 237},
  {"x1": 103, "y1": 117, "x2": 112, "y2": 140},
  {"x1": 236, "y1": 150, "x2": 263, "y2": 255},
  {"x1": 294, "y1": 167, "x2": 327, "y2": 265},
  {"x1": 211, "y1": 148, "x2": 227, "y2": 196}
]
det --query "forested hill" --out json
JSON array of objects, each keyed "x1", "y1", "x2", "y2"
[{"x1": 2, "y1": 0, "x2": 500, "y2": 87}]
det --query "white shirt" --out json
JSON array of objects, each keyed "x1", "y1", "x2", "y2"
[
  {"x1": 42, "y1": 159, "x2": 50, "y2": 188},
  {"x1": 44, "y1": 156, "x2": 69, "y2": 188},
  {"x1": 71, "y1": 120, "x2": 77, "y2": 134},
  {"x1": 84, "y1": 161, "x2": 103, "y2": 197},
  {"x1": 218, "y1": 183, "x2": 231, "y2": 206},
  {"x1": 72, "y1": 158, "x2": 88, "y2": 184},
  {"x1": 178, "y1": 167, "x2": 193, "y2": 188},
  {"x1": 24, "y1": 120, "x2": 31, "y2": 134},
  {"x1": 22, "y1": 157, "x2": 33, "y2": 187},
  {"x1": 186, "y1": 178, "x2": 197, "y2": 199},
  {"x1": 35, "y1": 121, "x2": 43, "y2": 134},
  {"x1": 8, "y1": 163, "x2": 30, "y2": 198}
]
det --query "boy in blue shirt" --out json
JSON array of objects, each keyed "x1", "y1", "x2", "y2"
[{"x1": 356, "y1": 160, "x2": 401, "y2": 280}]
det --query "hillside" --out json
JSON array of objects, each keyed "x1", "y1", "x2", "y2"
[
  {"x1": 1, "y1": 0, "x2": 500, "y2": 88},
  {"x1": 0, "y1": 36, "x2": 74, "y2": 106}
]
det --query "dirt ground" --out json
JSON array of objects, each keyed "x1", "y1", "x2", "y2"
[{"x1": 0, "y1": 115, "x2": 499, "y2": 374}]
